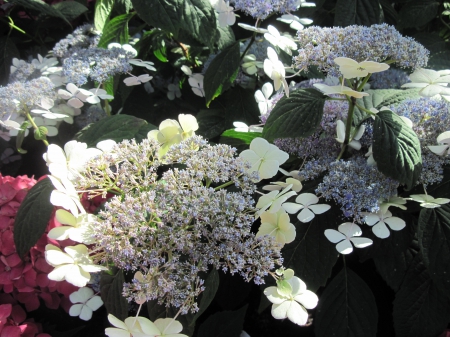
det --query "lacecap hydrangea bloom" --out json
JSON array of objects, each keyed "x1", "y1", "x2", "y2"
[
  {"x1": 230, "y1": 0, "x2": 303, "y2": 20},
  {"x1": 294, "y1": 24, "x2": 429, "y2": 77}
]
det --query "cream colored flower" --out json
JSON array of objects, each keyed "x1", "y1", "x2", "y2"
[
  {"x1": 48, "y1": 209, "x2": 96, "y2": 245},
  {"x1": 334, "y1": 57, "x2": 389, "y2": 79},
  {"x1": 313, "y1": 83, "x2": 369, "y2": 98},
  {"x1": 256, "y1": 209, "x2": 296, "y2": 245}
]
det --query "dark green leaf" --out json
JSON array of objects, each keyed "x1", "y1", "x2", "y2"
[
  {"x1": 9, "y1": 0, "x2": 71, "y2": 26},
  {"x1": 52, "y1": 1, "x2": 88, "y2": 21},
  {"x1": 372, "y1": 109, "x2": 422, "y2": 190},
  {"x1": 131, "y1": 0, "x2": 218, "y2": 49},
  {"x1": 100, "y1": 269, "x2": 128, "y2": 320},
  {"x1": 427, "y1": 166, "x2": 450, "y2": 198},
  {"x1": 98, "y1": 13, "x2": 134, "y2": 48},
  {"x1": 75, "y1": 114, "x2": 148, "y2": 147},
  {"x1": 14, "y1": 178, "x2": 54, "y2": 259},
  {"x1": 262, "y1": 88, "x2": 326, "y2": 143},
  {"x1": 418, "y1": 204, "x2": 450, "y2": 297},
  {"x1": 413, "y1": 32, "x2": 448, "y2": 54},
  {"x1": 197, "y1": 109, "x2": 228, "y2": 139},
  {"x1": 282, "y1": 208, "x2": 340, "y2": 292},
  {"x1": 315, "y1": 268, "x2": 378, "y2": 337},
  {"x1": 115, "y1": 0, "x2": 133, "y2": 13},
  {"x1": 393, "y1": 254, "x2": 450, "y2": 337},
  {"x1": 380, "y1": 0, "x2": 398, "y2": 25},
  {"x1": 398, "y1": 0, "x2": 439, "y2": 28},
  {"x1": 191, "y1": 269, "x2": 220, "y2": 325},
  {"x1": 94, "y1": 0, "x2": 114, "y2": 32},
  {"x1": 135, "y1": 122, "x2": 157, "y2": 143},
  {"x1": 219, "y1": 130, "x2": 261, "y2": 148},
  {"x1": 216, "y1": 25, "x2": 236, "y2": 50},
  {"x1": 428, "y1": 51, "x2": 450, "y2": 71},
  {"x1": 197, "y1": 305, "x2": 248, "y2": 337},
  {"x1": 0, "y1": 37, "x2": 19, "y2": 86},
  {"x1": 334, "y1": 0, "x2": 382, "y2": 27},
  {"x1": 204, "y1": 41, "x2": 240, "y2": 106}
]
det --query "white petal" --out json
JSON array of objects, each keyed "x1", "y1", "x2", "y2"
[
  {"x1": 336, "y1": 239, "x2": 353, "y2": 254},
  {"x1": 384, "y1": 217, "x2": 406, "y2": 231},
  {"x1": 271, "y1": 301, "x2": 289, "y2": 320},
  {"x1": 349, "y1": 237, "x2": 373, "y2": 248},
  {"x1": 295, "y1": 290, "x2": 318, "y2": 309},
  {"x1": 308, "y1": 204, "x2": 331, "y2": 215},
  {"x1": 338, "y1": 222, "x2": 362, "y2": 237},
  {"x1": 69, "y1": 304, "x2": 83, "y2": 317},
  {"x1": 86, "y1": 296, "x2": 104, "y2": 311},
  {"x1": 79, "y1": 305, "x2": 93, "y2": 321},
  {"x1": 297, "y1": 208, "x2": 315, "y2": 222},
  {"x1": 295, "y1": 193, "x2": 318, "y2": 206},
  {"x1": 264, "y1": 286, "x2": 286, "y2": 304},
  {"x1": 286, "y1": 301, "x2": 308, "y2": 326},
  {"x1": 324, "y1": 229, "x2": 345, "y2": 243},
  {"x1": 282, "y1": 202, "x2": 303, "y2": 214},
  {"x1": 372, "y1": 222, "x2": 390, "y2": 238}
]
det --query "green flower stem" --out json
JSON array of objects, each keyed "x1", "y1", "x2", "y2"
[
  {"x1": 354, "y1": 102, "x2": 378, "y2": 116},
  {"x1": 336, "y1": 97, "x2": 356, "y2": 160},
  {"x1": 214, "y1": 180, "x2": 235, "y2": 190},
  {"x1": 24, "y1": 109, "x2": 49, "y2": 147},
  {"x1": 356, "y1": 74, "x2": 371, "y2": 92},
  {"x1": 239, "y1": 20, "x2": 262, "y2": 62},
  {"x1": 102, "y1": 83, "x2": 111, "y2": 116}
]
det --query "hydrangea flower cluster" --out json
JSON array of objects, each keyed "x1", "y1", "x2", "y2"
[
  {"x1": 52, "y1": 23, "x2": 100, "y2": 59},
  {"x1": 369, "y1": 68, "x2": 410, "y2": 89},
  {"x1": 294, "y1": 24, "x2": 429, "y2": 77},
  {"x1": 230, "y1": 0, "x2": 302, "y2": 19}
]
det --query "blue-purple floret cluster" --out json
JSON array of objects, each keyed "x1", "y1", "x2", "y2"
[
  {"x1": 369, "y1": 68, "x2": 410, "y2": 89},
  {"x1": 231, "y1": 0, "x2": 300, "y2": 19},
  {"x1": 294, "y1": 24, "x2": 429, "y2": 77}
]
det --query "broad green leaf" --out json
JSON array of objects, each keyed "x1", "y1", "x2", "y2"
[
  {"x1": 197, "y1": 305, "x2": 248, "y2": 337},
  {"x1": 197, "y1": 109, "x2": 228, "y2": 139},
  {"x1": 94, "y1": 0, "x2": 114, "y2": 32},
  {"x1": 418, "y1": 204, "x2": 450, "y2": 297},
  {"x1": 14, "y1": 178, "x2": 54, "y2": 259},
  {"x1": 191, "y1": 269, "x2": 220, "y2": 325},
  {"x1": 374, "y1": 242, "x2": 419, "y2": 292},
  {"x1": 75, "y1": 114, "x2": 148, "y2": 147},
  {"x1": 427, "y1": 166, "x2": 450, "y2": 198},
  {"x1": 414, "y1": 32, "x2": 447, "y2": 54},
  {"x1": 100, "y1": 269, "x2": 128, "y2": 320},
  {"x1": 262, "y1": 88, "x2": 326, "y2": 143},
  {"x1": 204, "y1": 41, "x2": 240, "y2": 106},
  {"x1": 372, "y1": 109, "x2": 422, "y2": 190},
  {"x1": 97, "y1": 13, "x2": 135, "y2": 48},
  {"x1": 147, "y1": 300, "x2": 195, "y2": 336},
  {"x1": 0, "y1": 37, "x2": 19, "y2": 86},
  {"x1": 216, "y1": 25, "x2": 236, "y2": 50},
  {"x1": 135, "y1": 123, "x2": 157, "y2": 143},
  {"x1": 380, "y1": 0, "x2": 398, "y2": 25},
  {"x1": 9, "y1": 0, "x2": 71, "y2": 26},
  {"x1": 131, "y1": 0, "x2": 218, "y2": 49},
  {"x1": 334, "y1": 0, "x2": 382, "y2": 27},
  {"x1": 315, "y1": 268, "x2": 378, "y2": 337},
  {"x1": 115, "y1": 0, "x2": 133, "y2": 13},
  {"x1": 398, "y1": 0, "x2": 439, "y2": 28},
  {"x1": 52, "y1": 1, "x2": 88, "y2": 21},
  {"x1": 282, "y1": 207, "x2": 340, "y2": 292},
  {"x1": 219, "y1": 130, "x2": 261, "y2": 147},
  {"x1": 393, "y1": 254, "x2": 450, "y2": 337}
]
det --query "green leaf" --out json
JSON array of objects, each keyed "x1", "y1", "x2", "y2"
[
  {"x1": 191, "y1": 269, "x2": 220, "y2": 325},
  {"x1": 14, "y1": 178, "x2": 54, "y2": 259},
  {"x1": 97, "y1": 13, "x2": 135, "y2": 48},
  {"x1": 100, "y1": 269, "x2": 128, "y2": 320},
  {"x1": 380, "y1": 0, "x2": 398, "y2": 25},
  {"x1": 372, "y1": 109, "x2": 422, "y2": 190},
  {"x1": 315, "y1": 268, "x2": 378, "y2": 337},
  {"x1": 75, "y1": 114, "x2": 148, "y2": 147},
  {"x1": 115, "y1": 0, "x2": 133, "y2": 13},
  {"x1": 398, "y1": 0, "x2": 439, "y2": 28},
  {"x1": 197, "y1": 109, "x2": 228, "y2": 139},
  {"x1": 393, "y1": 254, "x2": 450, "y2": 337},
  {"x1": 262, "y1": 88, "x2": 326, "y2": 143},
  {"x1": 94, "y1": 0, "x2": 114, "y2": 32},
  {"x1": 197, "y1": 305, "x2": 248, "y2": 337},
  {"x1": 276, "y1": 279, "x2": 293, "y2": 296},
  {"x1": 135, "y1": 122, "x2": 157, "y2": 143},
  {"x1": 52, "y1": 1, "x2": 88, "y2": 21},
  {"x1": 219, "y1": 130, "x2": 261, "y2": 146},
  {"x1": 131, "y1": 0, "x2": 218, "y2": 49},
  {"x1": 9, "y1": 0, "x2": 71, "y2": 26},
  {"x1": 34, "y1": 126, "x2": 48, "y2": 140},
  {"x1": 282, "y1": 207, "x2": 340, "y2": 292},
  {"x1": 427, "y1": 166, "x2": 450, "y2": 198},
  {"x1": 413, "y1": 32, "x2": 448, "y2": 54},
  {"x1": 216, "y1": 25, "x2": 236, "y2": 50},
  {"x1": 0, "y1": 36, "x2": 20, "y2": 86},
  {"x1": 204, "y1": 41, "x2": 240, "y2": 106},
  {"x1": 418, "y1": 204, "x2": 450, "y2": 297},
  {"x1": 334, "y1": 0, "x2": 382, "y2": 27}
]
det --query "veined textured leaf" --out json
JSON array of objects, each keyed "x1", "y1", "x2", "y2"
[
  {"x1": 115, "y1": 0, "x2": 133, "y2": 14},
  {"x1": 131, "y1": 0, "x2": 218, "y2": 49},
  {"x1": 14, "y1": 178, "x2": 54, "y2": 259},
  {"x1": 398, "y1": 0, "x2": 439, "y2": 29},
  {"x1": 204, "y1": 41, "x2": 240, "y2": 106},
  {"x1": 372, "y1": 109, "x2": 422, "y2": 190},
  {"x1": 282, "y1": 207, "x2": 340, "y2": 292},
  {"x1": 262, "y1": 88, "x2": 326, "y2": 143},
  {"x1": 220, "y1": 130, "x2": 261, "y2": 145},
  {"x1": 9, "y1": 0, "x2": 71, "y2": 26},
  {"x1": 75, "y1": 114, "x2": 147, "y2": 147},
  {"x1": 97, "y1": 13, "x2": 134, "y2": 48},
  {"x1": 216, "y1": 25, "x2": 236, "y2": 50},
  {"x1": 393, "y1": 254, "x2": 450, "y2": 337},
  {"x1": 100, "y1": 269, "x2": 128, "y2": 320},
  {"x1": 334, "y1": 0, "x2": 382, "y2": 27},
  {"x1": 315, "y1": 268, "x2": 378, "y2": 337},
  {"x1": 52, "y1": 1, "x2": 88, "y2": 21},
  {"x1": 94, "y1": 0, "x2": 114, "y2": 32},
  {"x1": 418, "y1": 204, "x2": 450, "y2": 297}
]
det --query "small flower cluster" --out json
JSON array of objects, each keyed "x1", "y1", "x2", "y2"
[
  {"x1": 294, "y1": 24, "x2": 429, "y2": 77},
  {"x1": 52, "y1": 23, "x2": 100, "y2": 59},
  {"x1": 230, "y1": 0, "x2": 302, "y2": 19},
  {"x1": 369, "y1": 68, "x2": 410, "y2": 89},
  {"x1": 316, "y1": 156, "x2": 399, "y2": 219}
]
